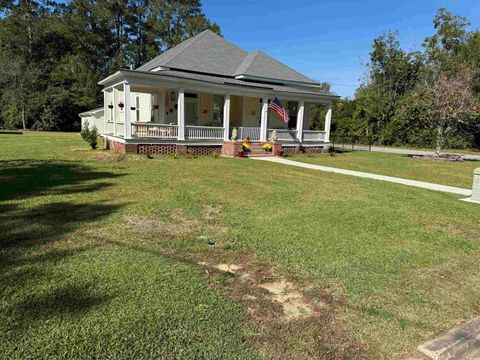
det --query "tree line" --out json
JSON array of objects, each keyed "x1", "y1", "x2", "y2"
[
  {"x1": 0, "y1": 0, "x2": 220, "y2": 131},
  {"x1": 330, "y1": 9, "x2": 480, "y2": 152}
]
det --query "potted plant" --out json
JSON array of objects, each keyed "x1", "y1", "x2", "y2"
[
  {"x1": 276, "y1": 149, "x2": 284, "y2": 157},
  {"x1": 242, "y1": 142, "x2": 250, "y2": 153},
  {"x1": 152, "y1": 104, "x2": 159, "y2": 110},
  {"x1": 237, "y1": 149, "x2": 245, "y2": 158},
  {"x1": 263, "y1": 143, "x2": 272, "y2": 152}
]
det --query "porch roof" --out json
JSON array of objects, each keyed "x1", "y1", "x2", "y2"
[
  {"x1": 100, "y1": 69, "x2": 339, "y2": 102},
  {"x1": 79, "y1": 107, "x2": 104, "y2": 117}
]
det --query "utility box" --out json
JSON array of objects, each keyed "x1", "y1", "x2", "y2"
[{"x1": 473, "y1": 168, "x2": 480, "y2": 202}]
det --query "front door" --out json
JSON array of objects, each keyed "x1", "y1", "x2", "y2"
[
  {"x1": 185, "y1": 100, "x2": 198, "y2": 125},
  {"x1": 288, "y1": 102, "x2": 298, "y2": 130}
]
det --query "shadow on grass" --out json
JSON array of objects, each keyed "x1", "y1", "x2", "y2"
[
  {"x1": 8, "y1": 284, "x2": 113, "y2": 322},
  {"x1": 0, "y1": 159, "x2": 123, "y2": 201},
  {"x1": 0, "y1": 160, "x2": 125, "y2": 328}
]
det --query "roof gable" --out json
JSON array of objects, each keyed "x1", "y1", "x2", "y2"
[{"x1": 136, "y1": 30, "x2": 247, "y2": 76}]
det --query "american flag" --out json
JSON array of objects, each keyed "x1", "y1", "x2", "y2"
[{"x1": 268, "y1": 97, "x2": 290, "y2": 124}]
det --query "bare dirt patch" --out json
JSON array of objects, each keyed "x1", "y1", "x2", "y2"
[
  {"x1": 124, "y1": 213, "x2": 199, "y2": 238},
  {"x1": 121, "y1": 209, "x2": 367, "y2": 358},
  {"x1": 95, "y1": 152, "x2": 126, "y2": 162},
  {"x1": 124, "y1": 207, "x2": 227, "y2": 240},
  {"x1": 202, "y1": 204, "x2": 224, "y2": 221},
  {"x1": 213, "y1": 263, "x2": 242, "y2": 273},
  {"x1": 192, "y1": 254, "x2": 369, "y2": 359}
]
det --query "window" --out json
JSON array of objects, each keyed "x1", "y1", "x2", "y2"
[
  {"x1": 212, "y1": 95, "x2": 224, "y2": 124},
  {"x1": 136, "y1": 96, "x2": 140, "y2": 122}
]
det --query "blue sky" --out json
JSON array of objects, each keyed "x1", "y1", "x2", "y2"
[{"x1": 203, "y1": 0, "x2": 480, "y2": 98}]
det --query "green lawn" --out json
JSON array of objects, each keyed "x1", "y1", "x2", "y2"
[
  {"x1": 290, "y1": 151, "x2": 479, "y2": 188},
  {"x1": 1, "y1": 132, "x2": 480, "y2": 359}
]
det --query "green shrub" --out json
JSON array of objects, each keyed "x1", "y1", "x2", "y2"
[{"x1": 80, "y1": 121, "x2": 99, "y2": 149}]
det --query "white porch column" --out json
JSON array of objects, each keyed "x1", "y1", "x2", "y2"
[
  {"x1": 124, "y1": 82, "x2": 132, "y2": 139},
  {"x1": 223, "y1": 94, "x2": 231, "y2": 141},
  {"x1": 113, "y1": 87, "x2": 117, "y2": 135},
  {"x1": 296, "y1": 100, "x2": 305, "y2": 142},
  {"x1": 324, "y1": 103, "x2": 332, "y2": 143},
  {"x1": 103, "y1": 89, "x2": 107, "y2": 134},
  {"x1": 177, "y1": 89, "x2": 185, "y2": 141},
  {"x1": 260, "y1": 97, "x2": 269, "y2": 141}
]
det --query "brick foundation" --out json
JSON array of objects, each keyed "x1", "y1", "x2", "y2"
[
  {"x1": 105, "y1": 139, "x2": 138, "y2": 154},
  {"x1": 188, "y1": 145, "x2": 222, "y2": 156},
  {"x1": 105, "y1": 137, "x2": 328, "y2": 157},
  {"x1": 303, "y1": 146, "x2": 330, "y2": 154},
  {"x1": 282, "y1": 145, "x2": 330, "y2": 154},
  {"x1": 138, "y1": 144, "x2": 176, "y2": 155},
  {"x1": 282, "y1": 146, "x2": 301, "y2": 155},
  {"x1": 106, "y1": 138, "x2": 221, "y2": 156}
]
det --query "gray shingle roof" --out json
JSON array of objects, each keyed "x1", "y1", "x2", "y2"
[
  {"x1": 133, "y1": 69, "x2": 332, "y2": 97},
  {"x1": 234, "y1": 50, "x2": 317, "y2": 85},
  {"x1": 136, "y1": 30, "x2": 319, "y2": 86},
  {"x1": 136, "y1": 30, "x2": 247, "y2": 76}
]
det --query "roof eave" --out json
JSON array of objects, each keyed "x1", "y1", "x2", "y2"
[
  {"x1": 234, "y1": 74, "x2": 320, "y2": 88},
  {"x1": 99, "y1": 69, "x2": 339, "y2": 102},
  {"x1": 79, "y1": 107, "x2": 104, "y2": 116}
]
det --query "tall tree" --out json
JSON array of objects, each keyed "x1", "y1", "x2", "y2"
[
  {"x1": 0, "y1": 56, "x2": 40, "y2": 129},
  {"x1": 424, "y1": 8, "x2": 469, "y2": 73},
  {"x1": 355, "y1": 31, "x2": 425, "y2": 143},
  {"x1": 0, "y1": 0, "x2": 220, "y2": 130},
  {"x1": 426, "y1": 66, "x2": 479, "y2": 154}
]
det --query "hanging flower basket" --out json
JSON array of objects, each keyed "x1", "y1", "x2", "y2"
[
  {"x1": 118, "y1": 102, "x2": 124, "y2": 109},
  {"x1": 152, "y1": 104, "x2": 159, "y2": 110},
  {"x1": 130, "y1": 107, "x2": 136, "y2": 111},
  {"x1": 108, "y1": 104, "x2": 114, "y2": 109}
]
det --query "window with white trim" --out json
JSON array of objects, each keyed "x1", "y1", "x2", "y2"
[{"x1": 136, "y1": 96, "x2": 140, "y2": 122}]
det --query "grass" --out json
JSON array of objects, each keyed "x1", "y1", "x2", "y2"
[
  {"x1": 1, "y1": 132, "x2": 480, "y2": 358},
  {"x1": 289, "y1": 151, "x2": 479, "y2": 188}
]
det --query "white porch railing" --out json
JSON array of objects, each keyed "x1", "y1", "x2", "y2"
[
  {"x1": 132, "y1": 123, "x2": 178, "y2": 139},
  {"x1": 105, "y1": 122, "x2": 114, "y2": 134},
  {"x1": 237, "y1": 127, "x2": 261, "y2": 141},
  {"x1": 186, "y1": 126, "x2": 224, "y2": 140},
  {"x1": 268, "y1": 129, "x2": 298, "y2": 142},
  {"x1": 303, "y1": 130, "x2": 326, "y2": 142}
]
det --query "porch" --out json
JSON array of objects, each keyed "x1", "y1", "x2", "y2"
[
  {"x1": 101, "y1": 81, "x2": 332, "y2": 146},
  {"x1": 128, "y1": 124, "x2": 327, "y2": 143}
]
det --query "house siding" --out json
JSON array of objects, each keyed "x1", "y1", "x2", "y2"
[
  {"x1": 199, "y1": 93, "x2": 212, "y2": 125},
  {"x1": 242, "y1": 97, "x2": 260, "y2": 127},
  {"x1": 230, "y1": 96, "x2": 242, "y2": 127}
]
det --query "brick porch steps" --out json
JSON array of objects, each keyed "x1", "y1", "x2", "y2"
[
  {"x1": 245, "y1": 153, "x2": 275, "y2": 158},
  {"x1": 245, "y1": 149, "x2": 276, "y2": 157}
]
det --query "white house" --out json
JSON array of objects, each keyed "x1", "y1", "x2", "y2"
[{"x1": 83, "y1": 30, "x2": 339, "y2": 156}]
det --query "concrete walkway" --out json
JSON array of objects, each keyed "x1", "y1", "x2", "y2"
[
  {"x1": 253, "y1": 157, "x2": 472, "y2": 196},
  {"x1": 336, "y1": 144, "x2": 480, "y2": 161}
]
